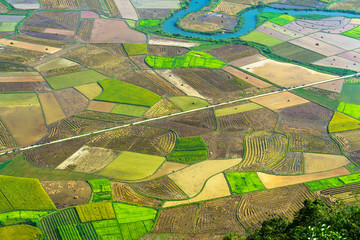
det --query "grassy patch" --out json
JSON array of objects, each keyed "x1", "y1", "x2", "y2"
[
  {"x1": 169, "y1": 96, "x2": 209, "y2": 111},
  {"x1": 75, "y1": 83, "x2": 102, "y2": 100},
  {"x1": 305, "y1": 177, "x2": 344, "y2": 191},
  {"x1": 292, "y1": 88, "x2": 339, "y2": 110},
  {"x1": 339, "y1": 83, "x2": 360, "y2": 105},
  {"x1": 257, "y1": 12, "x2": 282, "y2": 26},
  {"x1": 226, "y1": 172, "x2": 266, "y2": 194},
  {"x1": 88, "y1": 179, "x2": 112, "y2": 202},
  {"x1": 343, "y1": 25, "x2": 360, "y2": 39},
  {"x1": 112, "y1": 103, "x2": 149, "y2": 117},
  {"x1": 46, "y1": 70, "x2": 108, "y2": 89},
  {"x1": 76, "y1": 202, "x2": 115, "y2": 223},
  {"x1": 0, "y1": 175, "x2": 55, "y2": 212},
  {"x1": 0, "y1": 225, "x2": 43, "y2": 239},
  {"x1": 0, "y1": 210, "x2": 52, "y2": 226},
  {"x1": 215, "y1": 103, "x2": 262, "y2": 117},
  {"x1": 145, "y1": 51, "x2": 226, "y2": 69},
  {"x1": 339, "y1": 172, "x2": 360, "y2": 184},
  {"x1": 271, "y1": 42, "x2": 325, "y2": 63},
  {"x1": 168, "y1": 136, "x2": 208, "y2": 164},
  {"x1": 0, "y1": 93, "x2": 39, "y2": 107},
  {"x1": 123, "y1": 43, "x2": 147, "y2": 56},
  {"x1": 95, "y1": 79, "x2": 161, "y2": 107},
  {"x1": 99, "y1": 151, "x2": 165, "y2": 180},
  {"x1": 328, "y1": 111, "x2": 360, "y2": 133},
  {"x1": 0, "y1": 22, "x2": 17, "y2": 32},
  {"x1": 269, "y1": 14, "x2": 295, "y2": 26},
  {"x1": 240, "y1": 30, "x2": 284, "y2": 47},
  {"x1": 337, "y1": 102, "x2": 360, "y2": 120},
  {"x1": 113, "y1": 203, "x2": 157, "y2": 224},
  {"x1": 136, "y1": 19, "x2": 162, "y2": 33}
]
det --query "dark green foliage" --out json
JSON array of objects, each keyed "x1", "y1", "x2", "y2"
[
  {"x1": 244, "y1": 199, "x2": 360, "y2": 240},
  {"x1": 168, "y1": 136, "x2": 208, "y2": 164},
  {"x1": 291, "y1": 88, "x2": 339, "y2": 110}
]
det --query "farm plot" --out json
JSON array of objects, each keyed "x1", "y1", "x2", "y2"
[
  {"x1": 238, "y1": 184, "x2": 315, "y2": 230},
  {"x1": 169, "y1": 96, "x2": 209, "y2": 111},
  {"x1": 343, "y1": 25, "x2": 360, "y2": 39},
  {"x1": 163, "y1": 173, "x2": 231, "y2": 208},
  {"x1": 41, "y1": 181, "x2": 91, "y2": 209},
  {"x1": 153, "y1": 204, "x2": 198, "y2": 233},
  {"x1": 0, "y1": 120, "x2": 16, "y2": 150},
  {"x1": 217, "y1": 107, "x2": 278, "y2": 132},
  {"x1": 230, "y1": 53, "x2": 267, "y2": 67},
  {"x1": 240, "y1": 30, "x2": 284, "y2": 47},
  {"x1": 131, "y1": 0, "x2": 179, "y2": 9},
  {"x1": 304, "y1": 153, "x2": 349, "y2": 174},
  {"x1": 0, "y1": 93, "x2": 46, "y2": 146},
  {"x1": 277, "y1": 116, "x2": 329, "y2": 135},
  {"x1": 156, "y1": 70, "x2": 205, "y2": 99},
  {"x1": 223, "y1": 66, "x2": 271, "y2": 88},
  {"x1": 56, "y1": 145, "x2": 121, "y2": 173},
  {"x1": 215, "y1": 102, "x2": 263, "y2": 117},
  {"x1": 99, "y1": 151, "x2": 165, "y2": 180},
  {"x1": 0, "y1": 38, "x2": 61, "y2": 54},
  {"x1": 53, "y1": 88, "x2": 89, "y2": 117},
  {"x1": 226, "y1": 172, "x2": 266, "y2": 194},
  {"x1": 257, "y1": 25, "x2": 294, "y2": 41},
  {"x1": 35, "y1": 57, "x2": 79, "y2": 72},
  {"x1": 202, "y1": 131, "x2": 245, "y2": 160},
  {"x1": 62, "y1": 117, "x2": 115, "y2": 135},
  {"x1": 311, "y1": 31, "x2": 360, "y2": 50},
  {"x1": 87, "y1": 101, "x2": 116, "y2": 112},
  {"x1": 91, "y1": 19, "x2": 146, "y2": 43},
  {"x1": 38, "y1": 92, "x2": 66, "y2": 125},
  {"x1": 88, "y1": 179, "x2": 112, "y2": 203},
  {"x1": 167, "y1": 136, "x2": 208, "y2": 164},
  {"x1": 111, "y1": 182, "x2": 161, "y2": 207},
  {"x1": 338, "y1": 51, "x2": 360, "y2": 64},
  {"x1": 265, "y1": 151, "x2": 304, "y2": 175},
  {"x1": 232, "y1": 131, "x2": 288, "y2": 171},
  {"x1": 314, "y1": 79, "x2": 344, "y2": 93},
  {"x1": 38, "y1": 0, "x2": 79, "y2": 10},
  {"x1": 0, "y1": 72, "x2": 44, "y2": 82},
  {"x1": 146, "y1": 51, "x2": 226, "y2": 69},
  {"x1": 40, "y1": 121, "x2": 75, "y2": 143},
  {"x1": 139, "y1": 162, "x2": 187, "y2": 182},
  {"x1": 252, "y1": 91, "x2": 309, "y2": 110},
  {"x1": 339, "y1": 81, "x2": 360, "y2": 105},
  {"x1": 271, "y1": 42, "x2": 326, "y2": 63},
  {"x1": 262, "y1": 21, "x2": 301, "y2": 38},
  {"x1": 0, "y1": 175, "x2": 55, "y2": 212},
  {"x1": 332, "y1": 129, "x2": 360, "y2": 153},
  {"x1": 242, "y1": 59, "x2": 336, "y2": 87},
  {"x1": 291, "y1": 88, "x2": 339, "y2": 111},
  {"x1": 337, "y1": 102, "x2": 360, "y2": 120},
  {"x1": 278, "y1": 102, "x2": 334, "y2": 122},
  {"x1": 168, "y1": 158, "x2": 242, "y2": 197},
  {"x1": 131, "y1": 176, "x2": 188, "y2": 200},
  {"x1": 213, "y1": 1, "x2": 248, "y2": 15},
  {"x1": 289, "y1": 36, "x2": 346, "y2": 56},
  {"x1": 329, "y1": 112, "x2": 360, "y2": 133},
  {"x1": 65, "y1": 44, "x2": 136, "y2": 77},
  {"x1": 0, "y1": 210, "x2": 51, "y2": 226},
  {"x1": 76, "y1": 202, "x2": 115, "y2": 222},
  {"x1": 112, "y1": 104, "x2": 149, "y2": 117},
  {"x1": 316, "y1": 182, "x2": 360, "y2": 205},
  {"x1": 314, "y1": 56, "x2": 360, "y2": 72},
  {"x1": 80, "y1": 11, "x2": 99, "y2": 19},
  {"x1": 75, "y1": 19, "x2": 94, "y2": 43},
  {"x1": 114, "y1": 0, "x2": 138, "y2": 20},
  {"x1": 195, "y1": 196, "x2": 245, "y2": 234},
  {"x1": 0, "y1": 82, "x2": 51, "y2": 93},
  {"x1": 257, "y1": 167, "x2": 350, "y2": 189},
  {"x1": 148, "y1": 35, "x2": 199, "y2": 47},
  {"x1": 166, "y1": 109, "x2": 216, "y2": 131},
  {"x1": 289, "y1": 132, "x2": 341, "y2": 155},
  {"x1": 0, "y1": 225, "x2": 43, "y2": 240},
  {"x1": 46, "y1": 70, "x2": 107, "y2": 89},
  {"x1": 123, "y1": 43, "x2": 146, "y2": 56},
  {"x1": 95, "y1": 79, "x2": 161, "y2": 107},
  {"x1": 138, "y1": 9, "x2": 172, "y2": 19}
]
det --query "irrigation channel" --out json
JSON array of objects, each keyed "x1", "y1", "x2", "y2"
[
  {"x1": 162, "y1": 0, "x2": 360, "y2": 39},
  {"x1": 1, "y1": 73, "x2": 358, "y2": 156}
]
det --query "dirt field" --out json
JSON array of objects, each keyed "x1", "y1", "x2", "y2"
[
  {"x1": 242, "y1": 59, "x2": 336, "y2": 87},
  {"x1": 148, "y1": 36, "x2": 199, "y2": 47},
  {"x1": 87, "y1": 101, "x2": 116, "y2": 112},
  {"x1": 265, "y1": 151, "x2": 304, "y2": 175},
  {"x1": 132, "y1": 176, "x2": 189, "y2": 200},
  {"x1": 313, "y1": 56, "x2": 360, "y2": 72},
  {"x1": 111, "y1": 182, "x2": 162, "y2": 207},
  {"x1": 277, "y1": 116, "x2": 329, "y2": 135},
  {"x1": 163, "y1": 173, "x2": 231, "y2": 207},
  {"x1": 114, "y1": 0, "x2": 138, "y2": 20},
  {"x1": 81, "y1": 11, "x2": 99, "y2": 18},
  {"x1": 0, "y1": 38, "x2": 61, "y2": 53},
  {"x1": 257, "y1": 25, "x2": 294, "y2": 41},
  {"x1": 138, "y1": 162, "x2": 188, "y2": 181},
  {"x1": 41, "y1": 181, "x2": 91, "y2": 209},
  {"x1": 54, "y1": 88, "x2": 89, "y2": 117},
  {"x1": 195, "y1": 196, "x2": 245, "y2": 234},
  {"x1": 304, "y1": 153, "x2": 349, "y2": 174},
  {"x1": 313, "y1": 79, "x2": 344, "y2": 93},
  {"x1": 338, "y1": 51, "x2": 360, "y2": 64},
  {"x1": 223, "y1": 66, "x2": 271, "y2": 88},
  {"x1": 0, "y1": 72, "x2": 44, "y2": 82},
  {"x1": 38, "y1": 92, "x2": 66, "y2": 125},
  {"x1": 153, "y1": 204, "x2": 199, "y2": 233},
  {"x1": 311, "y1": 32, "x2": 360, "y2": 50},
  {"x1": 289, "y1": 36, "x2": 346, "y2": 56},
  {"x1": 56, "y1": 145, "x2": 121, "y2": 173},
  {"x1": 168, "y1": 158, "x2": 241, "y2": 197},
  {"x1": 91, "y1": 19, "x2": 146, "y2": 43},
  {"x1": 206, "y1": 44, "x2": 259, "y2": 62},
  {"x1": 238, "y1": 184, "x2": 315, "y2": 229},
  {"x1": 230, "y1": 53, "x2": 267, "y2": 67},
  {"x1": 252, "y1": 92, "x2": 309, "y2": 110},
  {"x1": 278, "y1": 102, "x2": 334, "y2": 122},
  {"x1": 43, "y1": 28, "x2": 75, "y2": 36},
  {"x1": 213, "y1": 1, "x2": 248, "y2": 15},
  {"x1": 257, "y1": 167, "x2": 350, "y2": 189}
]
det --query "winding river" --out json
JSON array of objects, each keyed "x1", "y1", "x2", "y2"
[{"x1": 162, "y1": 0, "x2": 360, "y2": 40}]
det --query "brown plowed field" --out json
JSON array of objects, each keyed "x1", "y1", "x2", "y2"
[
  {"x1": 238, "y1": 185, "x2": 315, "y2": 230},
  {"x1": 169, "y1": 109, "x2": 217, "y2": 131},
  {"x1": 62, "y1": 117, "x2": 115, "y2": 135},
  {"x1": 149, "y1": 120, "x2": 213, "y2": 137},
  {"x1": 202, "y1": 131, "x2": 245, "y2": 160},
  {"x1": 130, "y1": 55, "x2": 150, "y2": 69},
  {"x1": 0, "y1": 74, "x2": 44, "y2": 82},
  {"x1": 252, "y1": 92, "x2": 309, "y2": 110},
  {"x1": 38, "y1": 92, "x2": 66, "y2": 125},
  {"x1": 41, "y1": 181, "x2": 92, "y2": 209},
  {"x1": 75, "y1": 110, "x2": 134, "y2": 122},
  {"x1": 153, "y1": 204, "x2": 199, "y2": 233},
  {"x1": 277, "y1": 102, "x2": 333, "y2": 122},
  {"x1": 206, "y1": 44, "x2": 259, "y2": 62},
  {"x1": 87, "y1": 101, "x2": 116, "y2": 113},
  {"x1": 217, "y1": 107, "x2": 278, "y2": 132},
  {"x1": 144, "y1": 99, "x2": 181, "y2": 118},
  {"x1": 316, "y1": 182, "x2": 360, "y2": 205},
  {"x1": 147, "y1": 45, "x2": 190, "y2": 57},
  {"x1": 0, "y1": 120, "x2": 16, "y2": 149},
  {"x1": 131, "y1": 176, "x2": 188, "y2": 200},
  {"x1": 54, "y1": 88, "x2": 89, "y2": 117},
  {"x1": 39, "y1": 121, "x2": 75, "y2": 142},
  {"x1": 0, "y1": 82, "x2": 51, "y2": 92},
  {"x1": 265, "y1": 151, "x2": 304, "y2": 175},
  {"x1": 277, "y1": 116, "x2": 329, "y2": 135},
  {"x1": 111, "y1": 182, "x2": 162, "y2": 207},
  {"x1": 195, "y1": 196, "x2": 245, "y2": 234}
]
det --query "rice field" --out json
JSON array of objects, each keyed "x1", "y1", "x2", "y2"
[{"x1": 46, "y1": 70, "x2": 108, "y2": 89}]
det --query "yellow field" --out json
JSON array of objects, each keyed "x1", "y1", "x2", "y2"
[
  {"x1": 163, "y1": 173, "x2": 230, "y2": 207},
  {"x1": 168, "y1": 158, "x2": 241, "y2": 197},
  {"x1": 135, "y1": 162, "x2": 188, "y2": 182},
  {"x1": 0, "y1": 39, "x2": 61, "y2": 53},
  {"x1": 304, "y1": 153, "x2": 349, "y2": 174},
  {"x1": 257, "y1": 167, "x2": 350, "y2": 189},
  {"x1": 214, "y1": 1, "x2": 249, "y2": 15},
  {"x1": 75, "y1": 83, "x2": 103, "y2": 100},
  {"x1": 252, "y1": 92, "x2": 309, "y2": 110},
  {"x1": 215, "y1": 102, "x2": 263, "y2": 117},
  {"x1": 38, "y1": 92, "x2": 66, "y2": 125}
]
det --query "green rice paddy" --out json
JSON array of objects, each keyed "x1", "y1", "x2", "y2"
[
  {"x1": 95, "y1": 79, "x2": 161, "y2": 107},
  {"x1": 123, "y1": 43, "x2": 147, "y2": 56},
  {"x1": 168, "y1": 136, "x2": 208, "y2": 164},
  {"x1": 88, "y1": 179, "x2": 112, "y2": 202},
  {"x1": 113, "y1": 203, "x2": 157, "y2": 224},
  {"x1": 337, "y1": 102, "x2": 360, "y2": 120},
  {"x1": 226, "y1": 172, "x2": 266, "y2": 194},
  {"x1": 0, "y1": 22, "x2": 17, "y2": 32},
  {"x1": 111, "y1": 103, "x2": 149, "y2": 117},
  {"x1": 169, "y1": 96, "x2": 209, "y2": 111},
  {"x1": 343, "y1": 25, "x2": 360, "y2": 39},
  {"x1": 145, "y1": 51, "x2": 226, "y2": 69},
  {"x1": 240, "y1": 30, "x2": 284, "y2": 47},
  {"x1": 46, "y1": 70, "x2": 108, "y2": 89},
  {"x1": 292, "y1": 88, "x2": 339, "y2": 110},
  {"x1": 269, "y1": 14, "x2": 295, "y2": 26},
  {"x1": 306, "y1": 173, "x2": 360, "y2": 191}
]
